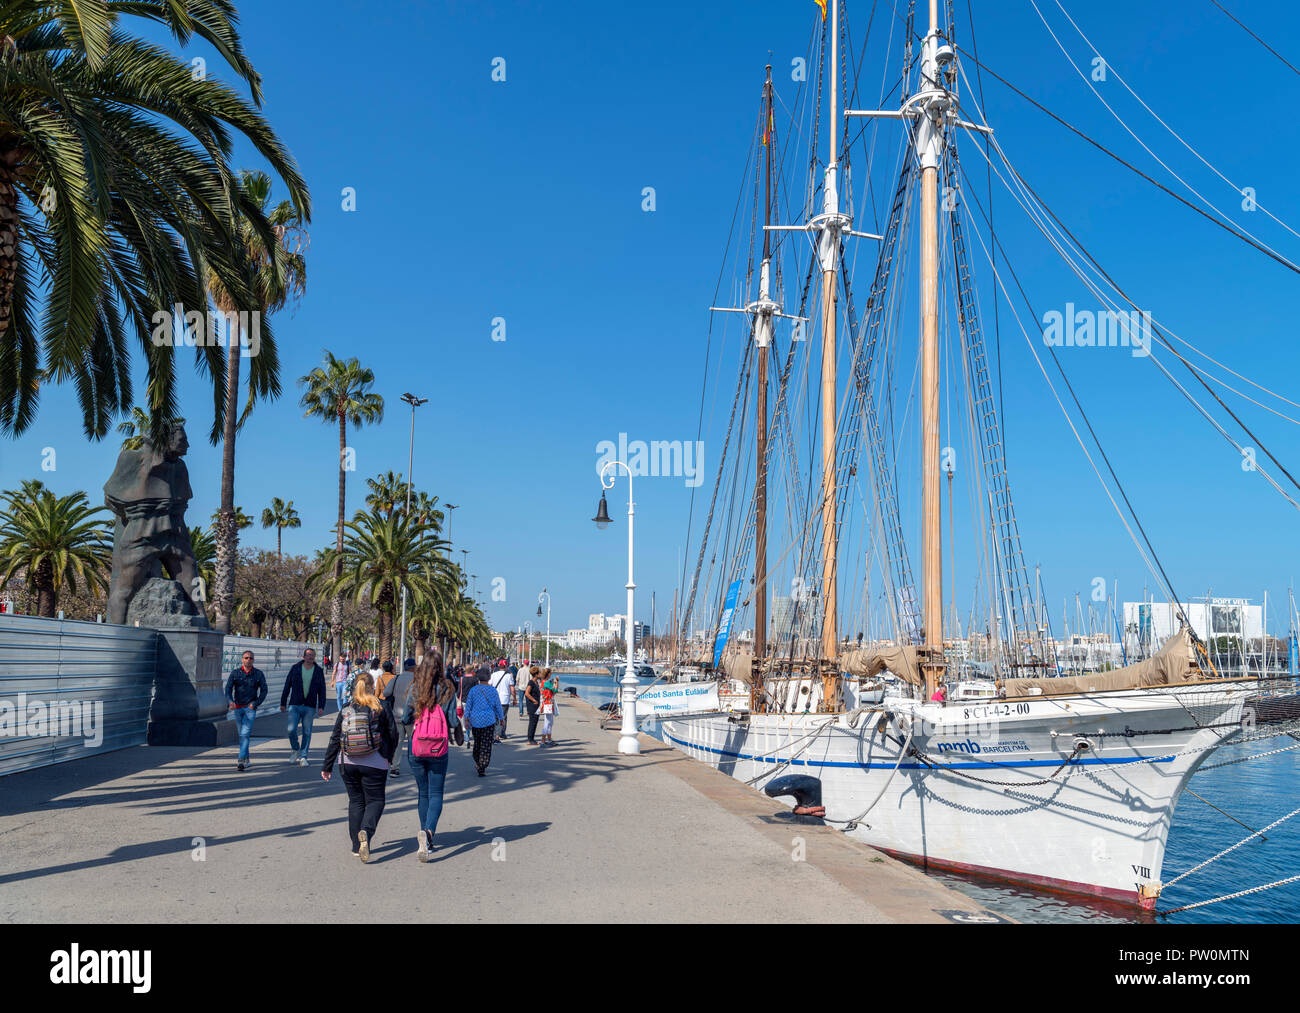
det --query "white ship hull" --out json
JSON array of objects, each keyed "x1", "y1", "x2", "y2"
[{"x1": 660, "y1": 683, "x2": 1252, "y2": 906}]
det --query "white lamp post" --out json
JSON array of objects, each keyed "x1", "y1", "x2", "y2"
[
  {"x1": 522, "y1": 620, "x2": 533, "y2": 668},
  {"x1": 537, "y1": 589, "x2": 551, "y2": 669},
  {"x1": 594, "y1": 460, "x2": 639, "y2": 755},
  {"x1": 398, "y1": 392, "x2": 428, "y2": 665}
]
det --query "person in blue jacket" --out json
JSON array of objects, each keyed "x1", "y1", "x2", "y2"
[
  {"x1": 280, "y1": 647, "x2": 328, "y2": 766},
  {"x1": 464, "y1": 669, "x2": 504, "y2": 776},
  {"x1": 225, "y1": 650, "x2": 268, "y2": 771}
]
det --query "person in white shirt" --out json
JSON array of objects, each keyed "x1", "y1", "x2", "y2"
[{"x1": 488, "y1": 660, "x2": 515, "y2": 741}]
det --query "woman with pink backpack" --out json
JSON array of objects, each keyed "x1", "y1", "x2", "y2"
[{"x1": 402, "y1": 651, "x2": 456, "y2": 861}]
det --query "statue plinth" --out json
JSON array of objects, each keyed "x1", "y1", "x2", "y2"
[{"x1": 148, "y1": 625, "x2": 235, "y2": 746}]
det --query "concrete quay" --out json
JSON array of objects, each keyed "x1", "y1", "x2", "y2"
[{"x1": 0, "y1": 697, "x2": 1004, "y2": 923}]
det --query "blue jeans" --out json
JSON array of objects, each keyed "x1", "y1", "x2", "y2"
[
  {"x1": 517, "y1": 692, "x2": 526, "y2": 717},
  {"x1": 286, "y1": 704, "x2": 316, "y2": 759},
  {"x1": 407, "y1": 749, "x2": 449, "y2": 836},
  {"x1": 233, "y1": 707, "x2": 256, "y2": 762},
  {"x1": 335, "y1": 683, "x2": 347, "y2": 711}
]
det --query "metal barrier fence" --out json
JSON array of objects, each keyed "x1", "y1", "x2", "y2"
[
  {"x1": 220, "y1": 634, "x2": 324, "y2": 693},
  {"x1": 0, "y1": 614, "x2": 157, "y2": 777},
  {"x1": 0, "y1": 617, "x2": 318, "y2": 776}
]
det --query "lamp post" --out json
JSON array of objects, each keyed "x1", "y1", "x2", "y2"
[
  {"x1": 445, "y1": 503, "x2": 457, "y2": 548},
  {"x1": 522, "y1": 621, "x2": 533, "y2": 668},
  {"x1": 460, "y1": 549, "x2": 469, "y2": 588},
  {"x1": 398, "y1": 392, "x2": 428, "y2": 666},
  {"x1": 537, "y1": 589, "x2": 551, "y2": 669},
  {"x1": 593, "y1": 460, "x2": 639, "y2": 755}
]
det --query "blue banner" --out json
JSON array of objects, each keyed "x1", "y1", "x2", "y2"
[{"x1": 713, "y1": 579, "x2": 743, "y2": 668}]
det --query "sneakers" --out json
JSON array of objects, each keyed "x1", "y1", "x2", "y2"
[
  {"x1": 236, "y1": 759, "x2": 246, "y2": 771},
  {"x1": 416, "y1": 830, "x2": 429, "y2": 863},
  {"x1": 297, "y1": 757, "x2": 310, "y2": 767},
  {"x1": 357, "y1": 830, "x2": 370, "y2": 863},
  {"x1": 389, "y1": 767, "x2": 400, "y2": 777}
]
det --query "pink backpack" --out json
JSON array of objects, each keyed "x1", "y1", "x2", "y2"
[{"x1": 411, "y1": 704, "x2": 449, "y2": 758}]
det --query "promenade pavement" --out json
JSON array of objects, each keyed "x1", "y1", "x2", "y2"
[{"x1": 0, "y1": 697, "x2": 1005, "y2": 923}]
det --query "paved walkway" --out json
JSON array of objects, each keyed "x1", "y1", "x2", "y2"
[{"x1": 0, "y1": 698, "x2": 1003, "y2": 923}]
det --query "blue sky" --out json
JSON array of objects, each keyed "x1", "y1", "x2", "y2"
[{"x1": 2, "y1": 0, "x2": 1299, "y2": 638}]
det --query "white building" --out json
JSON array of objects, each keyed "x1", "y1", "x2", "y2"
[{"x1": 1123, "y1": 598, "x2": 1263, "y2": 653}]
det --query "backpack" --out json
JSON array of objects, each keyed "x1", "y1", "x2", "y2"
[
  {"x1": 341, "y1": 704, "x2": 380, "y2": 757},
  {"x1": 411, "y1": 704, "x2": 449, "y2": 758}
]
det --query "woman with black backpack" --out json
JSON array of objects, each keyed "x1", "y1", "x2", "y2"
[{"x1": 321, "y1": 670, "x2": 398, "y2": 862}]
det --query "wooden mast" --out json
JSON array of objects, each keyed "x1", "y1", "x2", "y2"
[
  {"x1": 818, "y1": 0, "x2": 841, "y2": 674},
  {"x1": 754, "y1": 65, "x2": 773, "y2": 674},
  {"x1": 920, "y1": 0, "x2": 945, "y2": 698}
]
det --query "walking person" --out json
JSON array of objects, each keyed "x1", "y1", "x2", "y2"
[
  {"x1": 524, "y1": 665, "x2": 542, "y2": 744},
  {"x1": 225, "y1": 650, "x2": 268, "y2": 771},
  {"x1": 402, "y1": 652, "x2": 455, "y2": 861},
  {"x1": 321, "y1": 670, "x2": 398, "y2": 862},
  {"x1": 456, "y1": 664, "x2": 477, "y2": 750},
  {"x1": 377, "y1": 659, "x2": 413, "y2": 777},
  {"x1": 515, "y1": 661, "x2": 529, "y2": 718},
  {"x1": 332, "y1": 653, "x2": 350, "y2": 712},
  {"x1": 489, "y1": 659, "x2": 514, "y2": 740},
  {"x1": 539, "y1": 667, "x2": 557, "y2": 746},
  {"x1": 464, "y1": 668, "x2": 504, "y2": 776},
  {"x1": 280, "y1": 647, "x2": 327, "y2": 766}
]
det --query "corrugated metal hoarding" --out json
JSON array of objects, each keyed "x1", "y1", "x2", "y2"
[{"x1": 0, "y1": 614, "x2": 157, "y2": 776}]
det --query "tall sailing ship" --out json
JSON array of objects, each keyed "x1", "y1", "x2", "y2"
[{"x1": 657, "y1": 0, "x2": 1300, "y2": 909}]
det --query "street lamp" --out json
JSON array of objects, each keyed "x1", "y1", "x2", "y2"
[
  {"x1": 460, "y1": 549, "x2": 469, "y2": 588},
  {"x1": 398, "y1": 392, "x2": 428, "y2": 665},
  {"x1": 522, "y1": 620, "x2": 533, "y2": 668},
  {"x1": 445, "y1": 503, "x2": 457, "y2": 547},
  {"x1": 538, "y1": 588, "x2": 551, "y2": 669},
  {"x1": 593, "y1": 460, "x2": 639, "y2": 755}
]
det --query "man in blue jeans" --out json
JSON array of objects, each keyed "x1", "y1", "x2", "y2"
[
  {"x1": 280, "y1": 647, "x2": 327, "y2": 766},
  {"x1": 225, "y1": 650, "x2": 268, "y2": 771}
]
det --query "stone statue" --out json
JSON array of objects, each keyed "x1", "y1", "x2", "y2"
[{"x1": 103, "y1": 421, "x2": 209, "y2": 628}]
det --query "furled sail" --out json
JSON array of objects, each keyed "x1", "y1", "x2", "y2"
[{"x1": 999, "y1": 628, "x2": 1202, "y2": 698}]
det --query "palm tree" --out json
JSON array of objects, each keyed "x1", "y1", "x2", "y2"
[
  {"x1": 0, "y1": 487, "x2": 111, "y2": 617},
  {"x1": 298, "y1": 352, "x2": 384, "y2": 661},
  {"x1": 210, "y1": 506, "x2": 253, "y2": 532},
  {"x1": 311, "y1": 508, "x2": 458, "y2": 665},
  {"x1": 189, "y1": 526, "x2": 216, "y2": 609},
  {"x1": 260, "y1": 497, "x2": 301, "y2": 559},
  {"x1": 362, "y1": 471, "x2": 407, "y2": 520},
  {"x1": 208, "y1": 168, "x2": 308, "y2": 634},
  {"x1": 117, "y1": 406, "x2": 185, "y2": 450},
  {"x1": 0, "y1": 2, "x2": 310, "y2": 439}
]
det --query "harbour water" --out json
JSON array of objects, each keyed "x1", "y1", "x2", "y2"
[{"x1": 556, "y1": 670, "x2": 1300, "y2": 924}]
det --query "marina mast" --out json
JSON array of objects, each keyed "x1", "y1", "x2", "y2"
[
  {"x1": 754, "y1": 65, "x2": 774, "y2": 668},
  {"x1": 918, "y1": 0, "x2": 947, "y2": 696},
  {"x1": 817, "y1": 0, "x2": 848, "y2": 667}
]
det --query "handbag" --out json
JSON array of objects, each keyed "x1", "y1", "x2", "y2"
[{"x1": 542, "y1": 702, "x2": 554, "y2": 715}]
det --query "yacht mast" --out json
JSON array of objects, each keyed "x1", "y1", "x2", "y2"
[
  {"x1": 919, "y1": 0, "x2": 946, "y2": 696},
  {"x1": 755, "y1": 65, "x2": 774, "y2": 668},
  {"x1": 817, "y1": 0, "x2": 845, "y2": 665}
]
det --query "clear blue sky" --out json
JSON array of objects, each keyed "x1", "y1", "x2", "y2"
[{"x1": 2, "y1": 0, "x2": 1298, "y2": 637}]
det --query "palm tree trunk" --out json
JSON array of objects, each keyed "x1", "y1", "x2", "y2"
[
  {"x1": 331, "y1": 411, "x2": 345, "y2": 660},
  {"x1": 213, "y1": 326, "x2": 241, "y2": 633},
  {"x1": 34, "y1": 560, "x2": 56, "y2": 618},
  {"x1": 0, "y1": 160, "x2": 18, "y2": 341},
  {"x1": 276, "y1": 526, "x2": 282, "y2": 560}
]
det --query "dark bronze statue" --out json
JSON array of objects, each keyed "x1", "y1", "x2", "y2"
[{"x1": 103, "y1": 421, "x2": 206, "y2": 627}]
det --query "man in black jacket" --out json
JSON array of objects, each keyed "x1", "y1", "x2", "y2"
[
  {"x1": 225, "y1": 651, "x2": 268, "y2": 771},
  {"x1": 280, "y1": 647, "x2": 327, "y2": 767}
]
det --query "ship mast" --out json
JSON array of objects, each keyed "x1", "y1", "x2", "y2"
[
  {"x1": 817, "y1": 0, "x2": 847, "y2": 667},
  {"x1": 755, "y1": 65, "x2": 774, "y2": 670},
  {"x1": 918, "y1": 0, "x2": 946, "y2": 697}
]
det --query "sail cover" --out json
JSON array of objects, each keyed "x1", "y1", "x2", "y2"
[
  {"x1": 841, "y1": 645, "x2": 922, "y2": 686},
  {"x1": 999, "y1": 628, "x2": 1202, "y2": 698}
]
